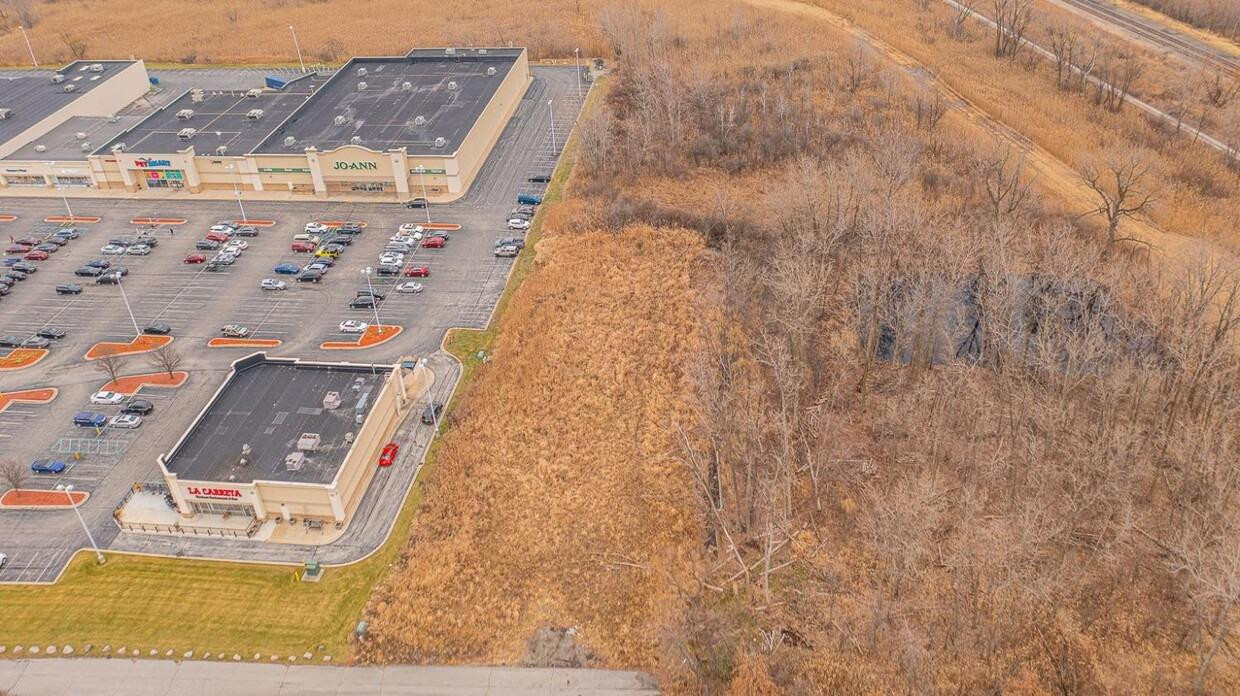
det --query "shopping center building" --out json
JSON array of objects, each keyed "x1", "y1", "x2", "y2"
[
  {"x1": 0, "y1": 47, "x2": 530, "y2": 200},
  {"x1": 156, "y1": 353, "x2": 431, "y2": 527}
]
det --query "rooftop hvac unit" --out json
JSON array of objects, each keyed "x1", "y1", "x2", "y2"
[
  {"x1": 284, "y1": 451, "x2": 305, "y2": 472},
  {"x1": 177, "y1": 127, "x2": 197, "y2": 140},
  {"x1": 33, "y1": 144, "x2": 46, "y2": 153},
  {"x1": 333, "y1": 115, "x2": 347, "y2": 126},
  {"x1": 357, "y1": 67, "x2": 368, "y2": 77},
  {"x1": 74, "y1": 132, "x2": 87, "y2": 140},
  {"x1": 246, "y1": 108, "x2": 264, "y2": 120},
  {"x1": 357, "y1": 81, "x2": 367, "y2": 91},
  {"x1": 401, "y1": 81, "x2": 412, "y2": 92},
  {"x1": 486, "y1": 66, "x2": 497, "y2": 76},
  {"x1": 215, "y1": 145, "x2": 228, "y2": 155},
  {"x1": 88, "y1": 63, "x2": 104, "y2": 72},
  {"x1": 63, "y1": 84, "x2": 77, "y2": 93},
  {"x1": 447, "y1": 80, "x2": 458, "y2": 90},
  {"x1": 51, "y1": 74, "x2": 66, "y2": 84},
  {"x1": 479, "y1": 48, "x2": 488, "y2": 55},
  {"x1": 176, "y1": 109, "x2": 194, "y2": 120},
  {"x1": 0, "y1": 108, "x2": 10, "y2": 120},
  {"x1": 350, "y1": 136, "x2": 361, "y2": 145},
  {"x1": 434, "y1": 136, "x2": 446, "y2": 148},
  {"x1": 79, "y1": 142, "x2": 92, "y2": 152},
  {"x1": 245, "y1": 88, "x2": 262, "y2": 98},
  {"x1": 111, "y1": 143, "x2": 126, "y2": 153},
  {"x1": 413, "y1": 115, "x2": 426, "y2": 126},
  {"x1": 322, "y1": 391, "x2": 342, "y2": 410},
  {"x1": 444, "y1": 47, "x2": 456, "y2": 56},
  {"x1": 296, "y1": 432, "x2": 321, "y2": 452},
  {"x1": 190, "y1": 88, "x2": 205, "y2": 103},
  {"x1": 107, "y1": 113, "x2": 118, "y2": 123},
  {"x1": 283, "y1": 135, "x2": 296, "y2": 148}
]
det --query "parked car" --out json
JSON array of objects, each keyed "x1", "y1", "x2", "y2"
[
  {"x1": 195, "y1": 239, "x2": 222, "y2": 251},
  {"x1": 0, "y1": 335, "x2": 22, "y2": 347},
  {"x1": 304, "y1": 261, "x2": 331, "y2": 273},
  {"x1": 204, "y1": 232, "x2": 230, "y2": 243},
  {"x1": 126, "y1": 244, "x2": 152, "y2": 255},
  {"x1": 421, "y1": 237, "x2": 445, "y2": 248},
  {"x1": 349, "y1": 296, "x2": 377, "y2": 309},
  {"x1": 495, "y1": 236, "x2": 526, "y2": 250},
  {"x1": 209, "y1": 224, "x2": 235, "y2": 235},
  {"x1": 96, "y1": 272, "x2": 122, "y2": 285},
  {"x1": 100, "y1": 244, "x2": 127, "y2": 255},
  {"x1": 4, "y1": 245, "x2": 30, "y2": 254},
  {"x1": 507, "y1": 218, "x2": 531, "y2": 231},
  {"x1": 421, "y1": 402, "x2": 444, "y2": 425},
  {"x1": 109, "y1": 414, "x2": 142, "y2": 429},
  {"x1": 11, "y1": 262, "x2": 36, "y2": 274},
  {"x1": 203, "y1": 260, "x2": 228, "y2": 272},
  {"x1": 90, "y1": 390, "x2": 125, "y2": 405},
  {"x1": 121, "y1": 399, "x2": 154, "y2": 415},
  {"x1": 73, "y1": 411, "x2": 107, "y2": 428},
  {"x1": 30, "y1": 458, "x2": 67, "y2": 474},
  {"x1": 297, "y1": 269, "x2": 324, "y2": 283},
  {"x1": 4, "y1": 270, "x2": 28, "y2": 282},
  {"x1": 403, "y1": 265, "x2": 431, "y2": 278},
  {"x1": 304, "y1": 222, "x2": 328, "y2": 234},
  {"x1": 405, "y1": 197, "x2": 428, "y2": 208},
  {"x1": 398, "y1": 223, "x2": 423, "y2": 235},
  {"x1": 494, "y1": 245, "x2": 520, "y2": 258},
  {"x1": 291, "y1": 241, "x2": 316, "y2": 253},
  {"x1": 21, "y1": 336, "x2": 50, "y2": 349},
  {"x1": 260, "y1": 278, "x2": 287, "y2": 291},
  {"x1": 339, "y1": 320, "x2": 369, "y2": 334},
  {"x1": 528, "y1": 173, "x2": 553, "y2": 183},
  {"x1": 23, "y1": 250, "x2": 49, "y2": 261},
  {"x1": 0, "y1": 552, "x2": 8, "y2": 569},
  {"x1": 337, "y1": 223, "x2": 363, "y2": 236},
  {"x1": 234, "y1": 225, "x2": 258, "y2": 237},
  {"x1": 212, "y1": 253, "x2": 236, "y2": 266},
  {"x1": 52, "y1": 227, "x2": 79, "y2": 239},
  {"x1": 34, "y1": 242, "x2": 61, "y2": 252},
  {"x1": 517, "y1": 193, "x2": 543, "y2": 206},
  {"x1": 224, "y1": 240, "x2": 248, "y2": 252},
  {"x1": 136, "y1": 237, "x2": 158, "y2": 248},
  {"x1": 183, "y1": 253, "x2": 207, "y2": 264},
  {"x1": 74, "y1": 265, "x2": 104, "y2": 277},
  {"x1": 376, "y1": 264, "x2": 401, "y2": 276},
  {"x1": 85, "y1": 259, "x2": 111, "y2": 269},
  {"x1": 14, "y1": 237, "x2": 41, "y2": 246},
  {"x1": 2, "y1": 257, "x2": 20, "y2": 267},
  {"x1": 325, "y1": 234, "x2": 352, "y2": 246},
  {"x1": 36, "y1": 327, "x2": 66, "y2": 340},
  {"x1": 396, "y1": 282, "x2": 423, "y2": 294},
  {"x1": 109, "y1": 237, "x2": 138, "y2": 247},
  {"x1": 273, "y1": 263, "x2": 300, "y2": 275},
  {"x1": 356, "y1": 289, "x2": 386, "y2": 301},
  {"x1": 55, "y1": 283, "x2": 83, "y2": 295},
  {"x1": 385, "y1": 242, "x2": 412, "y2": 254},
  {"x1": 143, "y1": 322, "x2": 172, "y2": 335},
  {"x1": 379, "y1": 253, "x2": 405, "y2": 266},
  {"x1": 220, "y1": 324, "x2": 250, "y2": 338},
  {"x1": 378, "y1": 442, "x2": 399, "y2": 467},
  {"x1": 315, "y1": 246, "x2": 341, "y2": 259},
  {"x1": 425, "y1": 230, "x2": 450, "y2": 241},
  {"x1": 293, "y1": 233, "x2": 321, "y2": 244}
]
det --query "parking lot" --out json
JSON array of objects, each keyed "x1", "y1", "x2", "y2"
[{"x1": 0, "y1": 65, "x2": 585, "y2": 582}]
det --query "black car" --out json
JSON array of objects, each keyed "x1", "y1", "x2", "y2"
[
  {"x1": 74, "y1": 265, "x2": 104, "y2": 277},
  {"x1": 96, "y1": 272, "x2": 122, "y2": 285},
  {"x1": 11, "y1": 262, "x2": 37, "y2": 274},
  {"x1": 375, "y1": 264, "x2": 400, "y2": 276},
  {"x1": 356, "y1": 289, "x2": 387, "y2": 301},
  {"x1": 0, "y1": 284, "x2": 10, "y2": 296},
  {"x1": 494, "y1": 236, "x2": 526, "y2": 250},
  {"x1": 196, "y1": 239, "x2": 222, "y2": 250},
  {"x1": 0, "y1": 335, "x2": 21, "y2": 348},
  {"x1": 234, "y1": 226, "x2": 258, "y2": 237},
  {"x1": 337, "y1": 223, "x2": 363, "y2": 234},
  {"x1": 425, "y1": 231, "x2": 450, "y2": 241},
  {"x1": 35, "y1": 243, "x2": 61, "y2": 252},
  {"x1": 349, "y1": 297, "x2": 377, "y2": 309},
  {"x1": 405, "y1": 197, "x2": 428, "y2": 209},
  {"x1": 36, "y1": 327, "x2": 66, "y2": 340},
  {"x1": 122, "y1": 399, "x2": 154, "y2": 415},
  {"x1": 421, "y1": 403, "x2": 444, "y2": 425},
  {"x1": 528, "y1": 173, "x2": 553, "y2": 183},
  {"x1": 55, "y1": 283, "x2": 83, "y2": 295},
  {"x1": 85, "y1": 259, "x2": 111, "y2": 269},
  {"x1": 297, "y1": 269, "x2": 324, "y2": 283},
  {"x1": 0, "y1": 276, "x2": 14, "y2": 287},
  {"x1": 325, "y1": 234, "x2": 352, "y2": 246},
  {"x1": 143, "y1": 322, "x2": 172, "y2": 335},
  {"x1": 109, "y1": 265, "x2": 129, "y2": 277},
  {"x1": 321, "y1": 243, "x2": 346, "y2": 254},
  {"x1": 4, "y1": 270, "x2": 28, "y2": 282},
  {"x1": 21, "y1": 336, "x2": 50, "y2": 349},
  {"x1": 110, "y1": 237, "x2": 138, "y2": 247},
  {"x1": 204, "y1": 261, "x2": 228, "y2": 272}
]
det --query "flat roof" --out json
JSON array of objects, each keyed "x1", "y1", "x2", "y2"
[
  {"x1": 252, "y1": 48, "x2": 522, "y2": 156},
  {"x1": 97, "y1": 80, "x2": 323, "y2": 156},
  {"x1": 164, "y1": 358, "x2": 388, "y2": 485},
  {"x1": 5, "y1": 115, "x2": 142, "y2": 160},
  {"x1": 0, "y1": 61, "x2": 137, "y2": 149}
]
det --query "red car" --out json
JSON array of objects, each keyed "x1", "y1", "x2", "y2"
[
  {"x1": 421, "y1": 237, "x2": 445, "y2": 249},
  {"x1": 15, "y1": 237, "x2": 42, "y2": 246},
  {"x1": 291, "y1": 241, "x2": 316, "y2": 253},
  {"x1": 403, "y1": 265, "x2": 430, "y2": 278},
  {"x1": 378, "y1": 442, "x2": 399, "y2": 467},
  {"x1": 183, "y1": 253, "x2": 207, "y2": 264},
  {"x1": 23, "y1": 250, "x2": 49, "y2": 261},
  {"x1": 205, "y1": 232, "x2": 229, "y2": 243},
  {"x1": 5, "y1": 245, "x2": 31, "y2": 254}
]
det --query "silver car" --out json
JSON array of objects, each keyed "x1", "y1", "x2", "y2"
[
  {"x1": 126, "y1": 245, "x2": 152, "y2": 255},
  {"x1": 109, "y1": 414, "x2": 142, "y2": 429}
]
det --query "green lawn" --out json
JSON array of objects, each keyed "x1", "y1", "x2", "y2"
[{"x1": 0, "y1": 76, "x2": 604, "y2": 661}]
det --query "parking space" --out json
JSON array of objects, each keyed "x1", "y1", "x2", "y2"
[{"x1": 0, "y1": 66, "x2": 586, "y2": 581}]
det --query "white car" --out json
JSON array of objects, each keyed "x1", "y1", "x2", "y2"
[
  {"x1": 379, "y1": 256, "x2": 405, "y2": 267},
  {"x1": 126, "y1": 245, "x2": 152, "y2": 255},
  {"x1": 390, "y1": 235, "x2": 419, "y2": 246},
  {"x1": 379, "y1": 251, "x2": 405, "y2": 262},
  {"x1": 100, "y1": 244, "x2": 127, "y2": 255},
  {"x1": 260, "y1": 278, "x2": 287, "y2": 291},
  {"x1": 90, "y1": 390, "x2": 125, "y2": 405},
  {"x1": 221, "y1": 324, "x2": 250, "y2": 338},
  {"x1": 292, "y1": 233, "x2": 321, "y2": 245},
  {"x1": 398, "y1": 223, "x2": 424, "y2": 235},
  {"x1": 223, "y1": 240, "x2": 248, "y2": 251},
  {"x1": 209, "y1": 224, "x2": 236, "y2": 236},
  {"x1": 213, "y1": 253, "x2": 237, "y2": 265},
  {"x1": 109, "y1": 414, "x2": 142, "y2": 429},
  {"x1": 507, "y1": 218, "x2": 531, "y2": 230},
  {"x1": 396, "y1": 282, "x2": 423, "y2": 293},
  {"x1": 305, "y1": 222, "x2": 328, "y2": 234},
  {"x1": 339, "y1": 320, "x2": 369, "y2": 334}
]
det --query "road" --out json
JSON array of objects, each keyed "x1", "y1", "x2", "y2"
[
  {"x1": 1050, "y1": 0, "x2": 1238, "y2": 73},
  {"x1": 0, "y1": 659, "x2": 660, "y2": 696}
]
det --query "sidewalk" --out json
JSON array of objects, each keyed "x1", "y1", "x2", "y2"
[{"x1": 0, "y1": 659, "x2": 661, "y2": 695}]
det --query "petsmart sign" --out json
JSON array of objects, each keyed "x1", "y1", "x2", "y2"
[
  {"x1": 134, "y1": 158, "x2": 173, "y2": 168},
  {"x1": 332, "y1": 161, "x2": 378, "y2": 171}
]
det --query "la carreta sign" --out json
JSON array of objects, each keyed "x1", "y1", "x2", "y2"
[
  {"x1": 134, "y1": 158, "x2": 173, "y2": 168},
  {"x1": 332, "y1": 161, "x2": 378, "y2": 171},
  {"x1": 186, "y1": 486, "x2": 243, "y2": 500}
]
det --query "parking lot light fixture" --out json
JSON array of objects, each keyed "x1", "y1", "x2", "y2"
[
  {"x1": 227, "y1": 164, "x2": 247, "y2": 223},
  {"x1": 413, "y1": 166, "x2": 431, "y2": 224},
  {"x1": 57, "y1": 484, "x2": 105, "y2": 565},
  {"x1": 574, "y1": 48, "x2": 582, "y2": 103},
  {"x1": 116, "y1": 274, "x2": 142, "y2": 337},
  {"x1": 361, "y1": 267, "x2": 382, "y2": 329},
  {"x1": 56, "y1": 168, "x2": 74, "y2": 220},
  {"x1": 548, "y1": 100, "x2": 557, "y2": 153}
]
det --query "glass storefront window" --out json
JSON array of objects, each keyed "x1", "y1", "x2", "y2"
[{"x1": 4, "y1": 175, "x2": 46, "y2": 187}]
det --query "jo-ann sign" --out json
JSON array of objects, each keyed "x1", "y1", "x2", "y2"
[
  {"x1": 332, "y1": 161, "x2": 378, "y2": 171},
  {"x1": 185, "y1": 486, "x2": 243, "y2": 500}
]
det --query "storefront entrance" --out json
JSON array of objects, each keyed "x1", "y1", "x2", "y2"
[
  {"x1": 189, "y1": 501, "x2": 255, "y2": 516},
  {"x1": 142, "y1": 169, "x2": 185, "y2": 189}
]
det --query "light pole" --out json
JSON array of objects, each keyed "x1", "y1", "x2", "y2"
[
  {"x1": 289, "y1": 25, "x2": 306, "y2": 73},
  {"x1": 56, "y1": 168, "x2": 74, "y2": 220},
  {"x1": 116, "y1": 274, "x2": 141, "y2": 337},
  {"x1": 361, "y1": 267, "x2": 382, "y2": 330},
  {"x1": 227, "y1": 163, "x2": 247, "y2": 222},
  {"x1": 574, "y1": 48, "x2": 582, "y2": 102},
  {"x1": 413, "y1": 165, "x2": 431, "y2": 224},
  {"x1": 19, "y1": 25, "x2": 37, "y2": 68},
  {"x1": 548, "y1": 100, "x2": 557, "y2": 153},
  {"x1": 57, "y1": 484, "x2": 105, "y2": 565}
]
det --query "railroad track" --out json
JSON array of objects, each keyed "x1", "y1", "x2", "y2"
[{"x1": 1057, "y1": 0, "x2": 1239, "y2": 73}]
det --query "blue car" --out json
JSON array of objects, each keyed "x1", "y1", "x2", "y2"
[
  {"x1": 273, "y1": 263, "x2": 301, "y2": 274},
  {"x1": 30, "y1": 459, "x2": 66, "y2": 474},
  {"x1": 2, "y1": 257, "x2": 20, "y2": 267},
  {"x1": 73, "y1": 411, "x2": 107, "y2": 428}
]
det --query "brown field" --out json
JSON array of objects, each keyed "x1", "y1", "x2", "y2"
[{"x1": 1123, "y1": 0, "x2": 1240, "y2": 40}]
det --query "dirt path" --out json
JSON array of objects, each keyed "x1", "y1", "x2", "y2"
[{"x1": 743, "y1": 0, "x2": 1213, "y2": 269}]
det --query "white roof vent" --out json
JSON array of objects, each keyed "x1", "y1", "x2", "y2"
[
  {"x1": 107, "y1": 113, "x2": 118, "y2": 123},
  {"x1": 89, "y1": 63, "x2": 104, "y2": 72},
  {"x1": 486, "y1": 66, "x2": 497, "y2": 76},
  {"x1": 357, "y1": 67, "x2": 368, "y2": 77},
  {"x1": 80, "y1": 141, "x2": 92, "y2": 152},
  {"x1": 63, "y1": 84, "x2": 77, "y2": 93},
  {"x1": 447, "y1": 80, "x2": 458, "y2": 90},
  {"x1": 0, "y1": 108, "x2": 12, "y2": 120},
  {"x1": 177, "y1": 127, "x2": 197, "y2": 140},
  {"x1": 51, "y1": 74, "x2": 65, "y2": 84},
  {"x1": 216, "y1": 145, "x2": 228, "y2": 155},
  {"x1": 357, "y1": 81, "x2": 367, "y2": 91},
  {"x1": 190, "y1": 88, "x2": 205, "y2": 103},
  {"x1": 401, "y1": 81, "x2": 412, "y2": 92},
  {"x1": 444, "y1": 47, "x2": 456, "y2": 56},
  {"x1": 433, "y1": 136, "x2": 446, "y2": 148},
  {"x1": 176, "y1": 109, "x2": 194, "y2": 120},
  {"x1": 350, "y1": 135, "x2": 361, "y2": 145},
  {"x1": 478, "y1": 48, "x2": 488, "y2": 55},
  {"x1": 34, "y1": 144, "x2": 47, "y2": 153},
  {"x1": 413, "y1": 115, "x2": 427, "y2": 126},
  {"x1": 74, "y1": 131, "x2": 87, "y2": 140},
  {"x1": 283, "y1": 136, "x2": 296, "y2": 148},
  {"x1": 245, "y1": 88, "x2": 262, "y2": 98},
  {"x1": 333, "y1": 114, "x2": 347, "y2": 126},
  {"x1": 111, "y1": 143, "x2": 126, "y2": 153},
  {"x1": 246, "y1": 108, "x2": 264, "y2": 120}
]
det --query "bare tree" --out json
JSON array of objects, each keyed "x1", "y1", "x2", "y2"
[
  {"x1": 844, "y1": 42, "x2": 873, "y2": 94},
  {"x1": 980, "y1": 144, "x2": 1032, "y2": 219},
  {"x1": 94, "y1": 352, "x2": 127, "y2": 389},
  {"x1": 0, "y1": 459, "x2": 26, "y2": 492},
  {"x1": 992, "y1": 0, "x2": 1034, "y2": 59},
  {"x1": 949, "y1": 0, "x2": 977, "y2": 40},
  {"x1": 1081, "y1": 151, "x2": 1157, "y2": 245},
  {"x1": 1093, "y1": 49, "x2": 1144, "y2": 112},
  {"x1": 148, "y1": 345, "x2": 183, "y2": 379},
  {"x1": 60, "y1": 32, "x2": 88, "y2": 59},
  {"x1": 1047, "y1": 25, "x2": 1078, "y2": 90}
]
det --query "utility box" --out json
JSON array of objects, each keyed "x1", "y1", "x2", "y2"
[{"x1": 297, "y1": 432, "x2": 321, "y2": 451}]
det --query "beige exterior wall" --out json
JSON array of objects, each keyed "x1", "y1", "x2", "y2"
[
  {"x1": 0, "y1": 60, "x2": 150, "y2": 159},
  {"x1": 442, "y1": 49, "x2": 532, "y2": 199}
]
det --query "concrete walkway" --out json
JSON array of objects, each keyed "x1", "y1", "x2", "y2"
[{"x1": 0, "y1": 659, "x2": 660, "y2": 695}]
